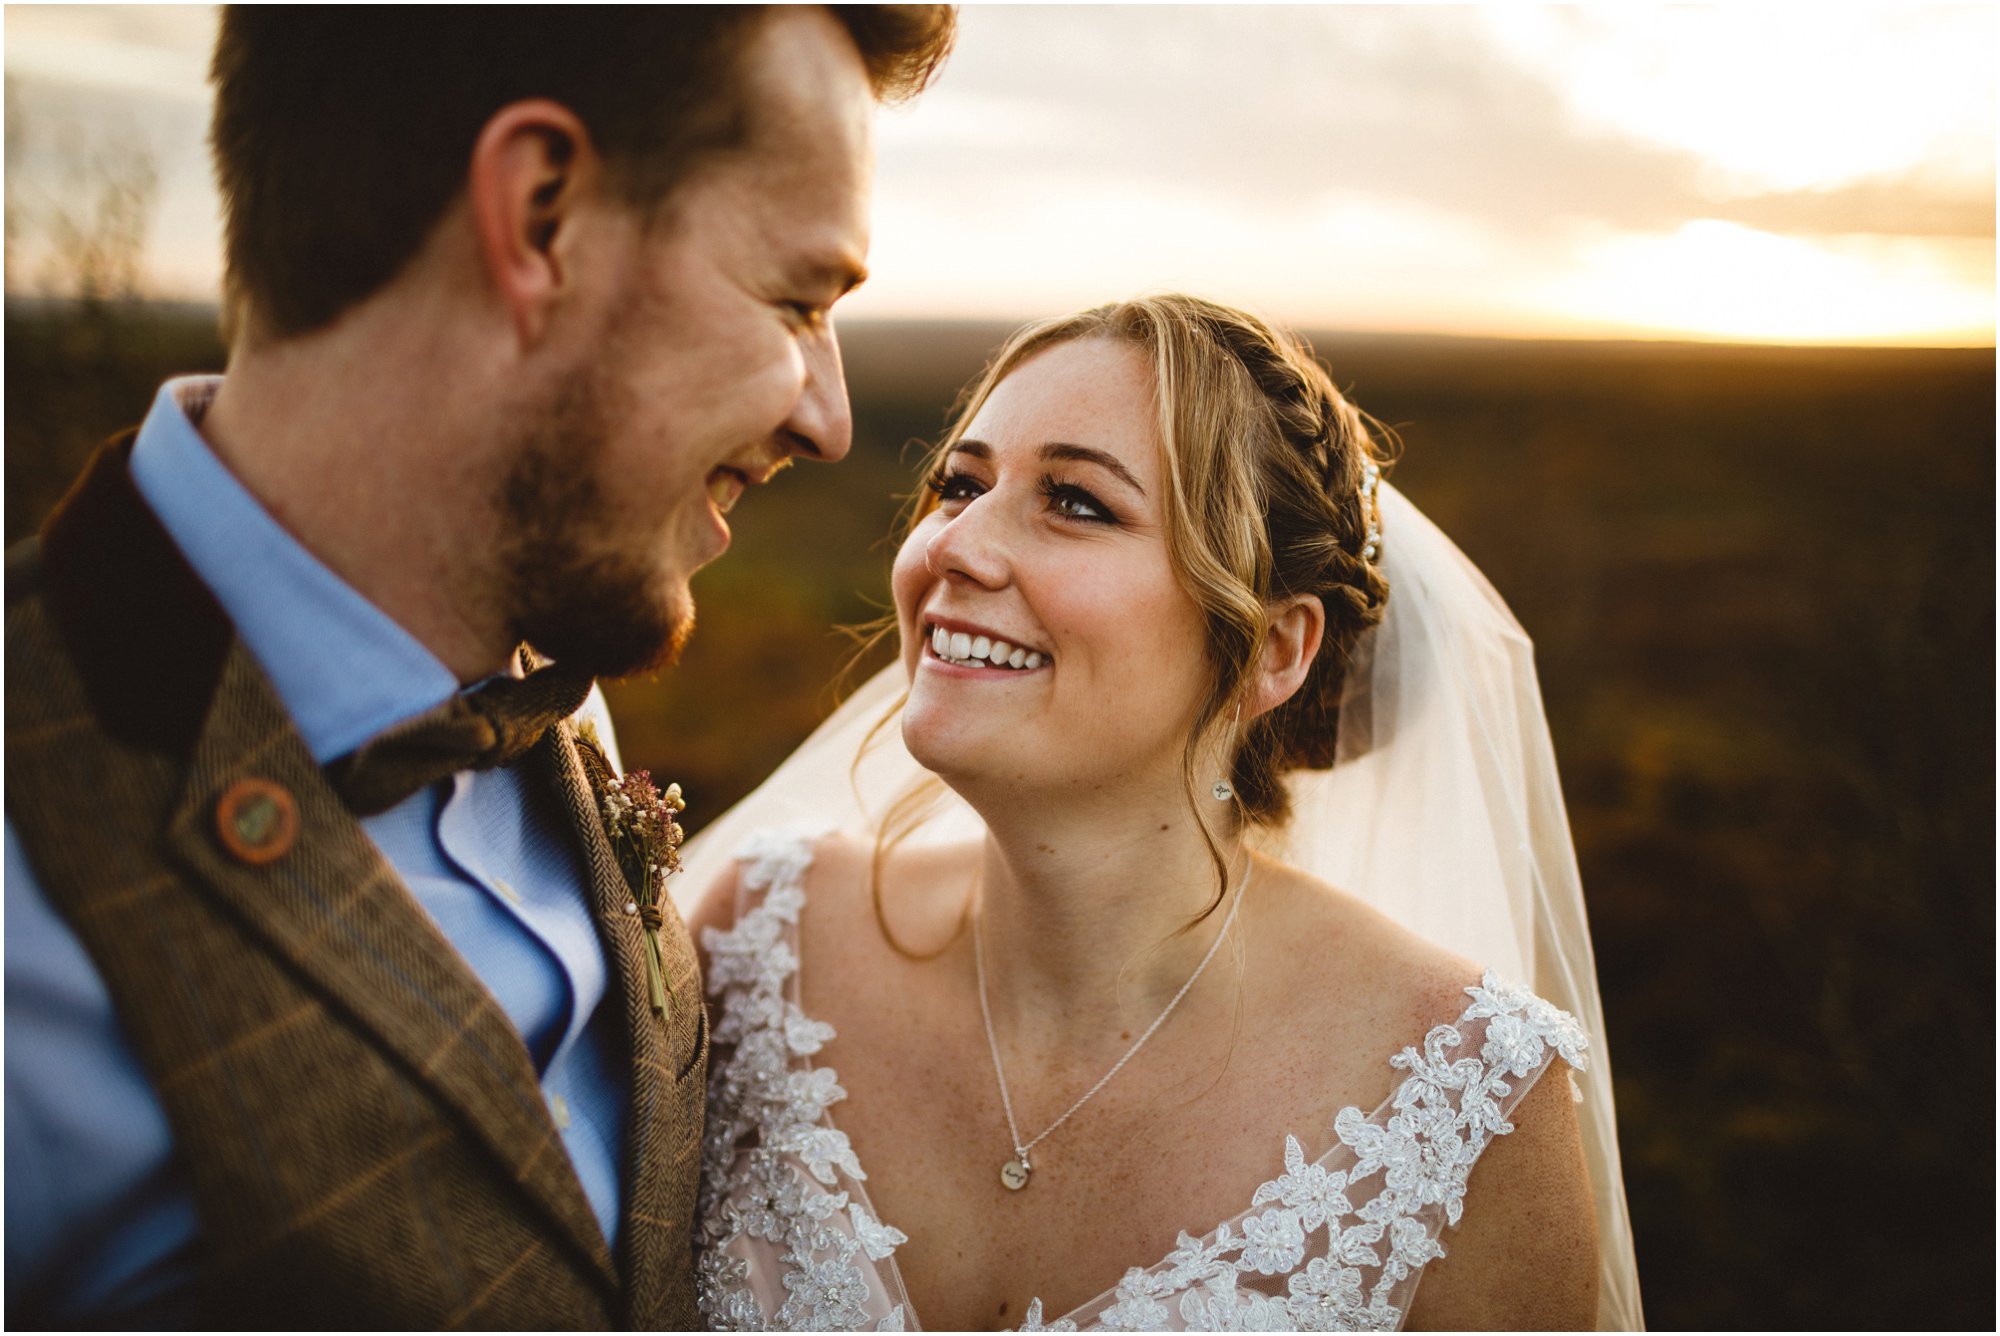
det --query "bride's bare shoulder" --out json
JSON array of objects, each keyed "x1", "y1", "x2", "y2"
[
  {"x1": 688, "y1": 826, "x2": 981, "y2": 953},
  {"x1": 791, "y1": 831, "x2": 982, "y2": 959},
  {"x1": 1252, "y1": 856, "x2": 1482, "y2": 1041},
  {"x1": 683, "y1": 827, "x2": 889, "y2": 956},
  {"x1": 684, "y1": 854, "x2": 745, "y2": 960}
]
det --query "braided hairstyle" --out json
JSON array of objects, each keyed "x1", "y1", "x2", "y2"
[{"x1": 908, "y1": 294, "x2": 1392, "y2": 831}]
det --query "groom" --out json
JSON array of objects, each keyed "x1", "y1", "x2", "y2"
[{"x1": 5, "y1": 6, "x2": 953, "y2": 1329}]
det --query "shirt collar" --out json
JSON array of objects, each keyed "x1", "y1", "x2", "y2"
[{"x1": 128, "y1": 376, "x2": 461, "y2": 764}]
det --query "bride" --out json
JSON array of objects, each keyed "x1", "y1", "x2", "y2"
[{"x1": 676, "y1": 295, "x2": 1643, "y2": 1331}]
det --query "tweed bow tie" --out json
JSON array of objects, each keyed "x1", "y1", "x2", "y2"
[{"x1": 327, "y1": 661, "x2": 595, "y2": 816}]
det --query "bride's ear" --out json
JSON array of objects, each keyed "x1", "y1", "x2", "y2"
[{"x1": 1245, "y1": 594, "x2": 1325, "y2": 721}]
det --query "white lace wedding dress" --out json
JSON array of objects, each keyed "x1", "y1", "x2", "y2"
[{"x1": 692, "y1": 826, "x2": 1591, "y2": 1333}]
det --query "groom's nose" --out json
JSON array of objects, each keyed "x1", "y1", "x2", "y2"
[{"x1": 778, "y1": 324, "x2": 853, "y2": 463}]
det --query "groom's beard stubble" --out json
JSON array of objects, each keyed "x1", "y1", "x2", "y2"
[{"x1": 495, "y1": 360, "x2": 695, "y2": 682}]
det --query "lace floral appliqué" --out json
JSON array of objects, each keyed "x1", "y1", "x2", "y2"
[
  {"x1": 694, "y1": 826, "x2": 1588, "y2": 1332},
  {"x1": 697, "y1": 824, "x2": 912, "y2": 1333},
  {"x1": 1060, "y1": 972, "x2": 1588, "y2": 1332}
]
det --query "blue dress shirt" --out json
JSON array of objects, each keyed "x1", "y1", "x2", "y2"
[{"x1": 5, "y1": 378, "x2": 629, "y2": 1325}]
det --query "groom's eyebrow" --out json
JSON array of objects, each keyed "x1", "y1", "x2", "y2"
[{"x1": 794, "y1": 250, "x2": 869, "y2": 295}]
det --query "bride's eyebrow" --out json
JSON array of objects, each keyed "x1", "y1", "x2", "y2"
[
  {"x1": 950, "y1": 439, "x2": 1147, "y2": 499},
  {"x1": 1040, "y1": 443, "x2": 1146, "y2": 498}
]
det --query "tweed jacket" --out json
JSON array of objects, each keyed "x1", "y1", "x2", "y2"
[{"x1": 4, "y1": 435, "x2": 707, "y2": 1329}]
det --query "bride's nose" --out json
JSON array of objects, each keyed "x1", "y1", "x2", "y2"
[{"x1": 923, "y1": 500, "x2": 1010, "y2": 589}]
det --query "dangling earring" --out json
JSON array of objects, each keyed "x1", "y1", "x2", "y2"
[{"x1": 1212, "y1": 703, "x2": 1242, "y2": 802}]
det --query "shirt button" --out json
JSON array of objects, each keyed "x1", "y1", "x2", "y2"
[
  {"x1": 493, "y1": 877, "x2": 523, "y2": 905},
  {"x1": 549, "y1": 1092, "x2": 571, "y2": 1130}
]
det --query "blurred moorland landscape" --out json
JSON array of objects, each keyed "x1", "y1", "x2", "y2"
[{"x1": 6, "y1": 298, "x2": 1992, "y2": 1329}]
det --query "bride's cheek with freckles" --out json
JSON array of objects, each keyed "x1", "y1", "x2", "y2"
[{"x1": 890, "y1": 534, "x2": 935, "y2": 668}]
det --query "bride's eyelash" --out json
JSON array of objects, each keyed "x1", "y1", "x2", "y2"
[
  {"x1": 924, "y1": 468, "x2": 982, "y2": 502},
  {"x1": 923, "y1": 468, "x2": 1118, "y2": 525},
  {"x1": 1040, "y1": 476, "x2": 1117, "y2": 524}
]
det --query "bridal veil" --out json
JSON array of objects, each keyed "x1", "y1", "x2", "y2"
[{"x1": 674, "y1": 482, "x2": 1645, "y2": 1330}]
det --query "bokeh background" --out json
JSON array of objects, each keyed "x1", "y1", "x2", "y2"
[{"x1": 7, "y1": 7, "x2": 1993, "y2": 1329}]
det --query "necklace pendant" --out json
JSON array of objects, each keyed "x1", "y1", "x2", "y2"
[{"x1": 1000, "y1": 1157, "x2": 1032, "y2": 1191}]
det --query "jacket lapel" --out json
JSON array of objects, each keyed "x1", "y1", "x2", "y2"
[
  {"x1": 42, "y1": 433, "x2": 628, "y2": 1299},
  {"x1": 159, "y1": 638, "x2": 621, "y2": 1294},
  {"x1": 540, "y1": 718, "x2": 703, "y2": 1325}
]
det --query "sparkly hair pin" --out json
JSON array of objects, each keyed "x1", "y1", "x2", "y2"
[{"x1": 1359, "y1": 460, "x2": 1383, "y2": 564}]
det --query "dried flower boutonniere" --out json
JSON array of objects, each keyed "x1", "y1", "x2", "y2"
[{"x1": 576, "y1": 718, "x2": 686, "y2": 1019}]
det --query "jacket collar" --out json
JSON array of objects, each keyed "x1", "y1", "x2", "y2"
[{"x1": 40, "y1": 431, "x2": 233, "y2": 763}]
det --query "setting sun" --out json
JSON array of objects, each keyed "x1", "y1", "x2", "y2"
[{"x1": 1545, "y1": 220, "x2": 1995, "y2": 345}]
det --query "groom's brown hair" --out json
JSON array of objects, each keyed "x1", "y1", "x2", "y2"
[{"x1": 210, "y1": 5, "x2": 953, "y2": 343}]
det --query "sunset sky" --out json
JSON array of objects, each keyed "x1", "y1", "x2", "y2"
[{"x1": 5, "y1": 4, "x2": 1993, "y2": 345}]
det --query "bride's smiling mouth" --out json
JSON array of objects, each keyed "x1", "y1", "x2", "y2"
[{"x1": 923, "y1": 618, "x2": 1049, "y2": 673}]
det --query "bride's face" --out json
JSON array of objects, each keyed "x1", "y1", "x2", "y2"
[{"x1": 892, "y1": 337, "x2": 1214, "y2": 798}]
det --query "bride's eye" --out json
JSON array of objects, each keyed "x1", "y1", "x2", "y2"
[
  {"x1": 925, "y1": 469, "x2": 984, "y2": 506},
  {"x1": 1041, "y1": 477, "x2": 1116, "y2": 524}
]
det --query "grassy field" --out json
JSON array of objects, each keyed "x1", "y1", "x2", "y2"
[{"x1": 7, "y1": 302, "x2": 1993, "y2": 1328}]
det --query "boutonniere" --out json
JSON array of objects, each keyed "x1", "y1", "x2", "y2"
[{"x1": 575, "y1": 718, "x2": 686, "y2": 1019}]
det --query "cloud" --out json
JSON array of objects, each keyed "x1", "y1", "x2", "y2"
[
  {"x1": 1712, "y1": 175, "x2": 1995, "y2": 242},
  {"x1": 3, "y1": 3, "x2": 213, "y2": 103},
  {"x1": 1481, "y1": 5, "x2": 1996, "y2": 197},
  {"x1": 882, "y1": 7, "x2": 1993, "y2": 245},
  {"x1": 3, "y1": 4, "x2": 1988, "y2": 339}
]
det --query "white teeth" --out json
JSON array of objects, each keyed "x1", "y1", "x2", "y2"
[
  {"x1": 707, "y1": 471, "x2": 744, "y2": 514},
  {"x1": 925, "y1": 623, "x2": 1047, "y2": 670}
]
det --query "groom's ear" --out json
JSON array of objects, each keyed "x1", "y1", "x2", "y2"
[
  {"x1": 1247, "y1": 594, "x2": 1325, "y2": 720},
  {"x1": 466, "y1": 99, "x2": 599, "y2": 349}
]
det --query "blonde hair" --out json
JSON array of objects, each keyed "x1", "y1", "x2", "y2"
[{"x1": 867, "y1": 294, "x2": 1394, "y2": 949}]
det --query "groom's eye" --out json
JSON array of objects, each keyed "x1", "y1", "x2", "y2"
[{"x1": 780, "y1": 301, "x2": 828, "y2": 332}]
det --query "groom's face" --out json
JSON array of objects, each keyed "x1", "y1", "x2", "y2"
[{"x1": 498, "y1": 7, "x2": 873, "y2": 679}]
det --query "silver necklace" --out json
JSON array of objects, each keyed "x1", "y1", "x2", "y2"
[{"x1": 973, "y1": 859, "x2": 1250, "y2": 1191}]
